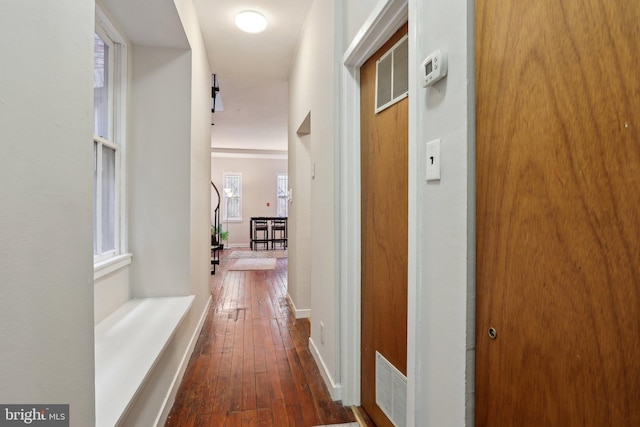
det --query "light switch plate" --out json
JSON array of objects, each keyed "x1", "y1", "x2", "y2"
[{"x1": 426, "y1": 139, "x2": 441, "y2": 181}]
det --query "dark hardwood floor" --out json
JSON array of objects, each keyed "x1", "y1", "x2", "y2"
[{"x1": 165, "y1": 249, "x2": 358, "y2": 427}]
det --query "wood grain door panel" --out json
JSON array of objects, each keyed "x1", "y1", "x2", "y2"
[
  {"x1": 360, "y1": 23, "x2": 409, "y2": 427},
  {"x1": 476, "y1": 1, "x2": 640, "y2": 426}
]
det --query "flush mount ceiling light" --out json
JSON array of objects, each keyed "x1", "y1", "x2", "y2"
[{"x1": 235, "y1": 10, "x2": 267, "y2": 34}]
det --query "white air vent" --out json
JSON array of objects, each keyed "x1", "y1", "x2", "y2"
[
  {"x1": 376, "y1": 351, "x2": 407, "y2": 427},
  {"x1": 375, "y1": 35, "x2": 409, "y2": 113}
]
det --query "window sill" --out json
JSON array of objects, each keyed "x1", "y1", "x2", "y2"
[{"x1": 94, "y1": 253, "x2": 132, "y2": 280}]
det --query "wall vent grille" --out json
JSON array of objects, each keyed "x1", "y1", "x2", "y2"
[
  {"x1": 375, "y1": 351, "x2": 407, "y2": 427},
  {"x1": 375, "y1": 35, "x2": 409, "y2": 113}
]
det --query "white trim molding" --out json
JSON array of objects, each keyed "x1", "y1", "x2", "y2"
[
  {"x1": 286, "y1": 293, "x2": 311, "y2": 319},
  {"x1": 94, "y1": 253, "x2": 132, "y2": 280},
  {"x1": 343, "y1": 0, "x2": 408, "y2": 67},
  {"x1": 211, "y1": 150, "x2": 288, "y2": 160},
  {"x1": 309, "y1": 337, "x2": 343, "y2": 401}
]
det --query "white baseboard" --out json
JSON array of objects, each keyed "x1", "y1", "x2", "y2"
[
  {"x1": 286, "y1": 293, "x2": 311, "y2": 319},
  {"x1": 309, "y1": 337, "x2": 342, "y2": 401},
  {"x1": 153, "y1": 295, "x2": 212, "y2": 427}
]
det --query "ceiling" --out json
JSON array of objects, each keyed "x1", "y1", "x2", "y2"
[
  {"x1": 192, "y1": 0, "x2": 314, "y2": 153},
  {"x1": 100, "y1": 0, "x2": 311, "y2": 153}
]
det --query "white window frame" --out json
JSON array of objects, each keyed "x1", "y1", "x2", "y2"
[
  {"x1": 223, "y1": 172, "x2": 242, "y2": 222},
  {"x1": 276, "y1": 173, "x2": 288, "y2": 217},
  {"x1": 94, "y1": 7, "x2": 130, "y2": 275}
]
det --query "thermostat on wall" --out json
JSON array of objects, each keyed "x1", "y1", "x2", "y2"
[{"x1": 422, "y1": 49, "x2": 447, "y2": 87}]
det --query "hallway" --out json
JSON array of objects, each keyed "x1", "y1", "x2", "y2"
[{"x1": 165, "y1": 250, "x2": 357, "y2": 426}]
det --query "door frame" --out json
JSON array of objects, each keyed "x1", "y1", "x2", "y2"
[{"x1": 339, "y1": 0, "x2": 413, "y2": 411}]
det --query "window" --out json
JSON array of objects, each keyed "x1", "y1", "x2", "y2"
[
  {"x1": 276, "y1": 173, "x2": 288, "y2": 217},
  {"x1": 223, "y1": 173, "x2": 242, "y2": 221},
  {"x1": 94, "y1": 12, "x2": 126, "y2": 265}
]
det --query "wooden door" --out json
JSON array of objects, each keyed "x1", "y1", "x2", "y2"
[
  {"x1": 360, "y1": 24, "x2": 408, "y2": 427},
  {"x1": 476, "y1": 1, "x2": 640, "y2": 426}
]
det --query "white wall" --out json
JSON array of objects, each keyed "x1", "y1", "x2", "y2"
[
  {"x1": 0, "y1": 1, "x2": 96, "y2": 425},
  {"x1": 94, "y1": 268, "x2": 130, "y2": 324},
  {"x1": 346, "y1": 0, "x2": 382, "y2": 43},
  {"x1": 411, "y1": 0, "x2": 474, "y2": 424},
  {"x1": 288, "y1": 17, "x2": 314, "y2": 320},
  {"x1": 177, "y1": 0, "x2": 214, "y2": 315},
  {"x1": 211, "y1": 155, "x2": 288, "y2": 247},
  {"x1": 289, "y1": 0, "x2": 343, "y2": 397},
  {"x1": 129, "y1": 45, "x2": 193, "y2": 298},
  {"x1": 287, "y1": 131, "x2": 312, "y2": 317}
]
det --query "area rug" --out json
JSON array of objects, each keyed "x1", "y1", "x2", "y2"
[
  {"x1": 228, "y1": 250, "x2": 287, "y2": 259},
  {"x1": 227, "y1": 258, "x2": 277, "y2": 271}
]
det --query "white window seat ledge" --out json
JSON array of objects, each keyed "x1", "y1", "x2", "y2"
[{"x1": 95, "y1": 296, "x2": 194, "y2": 427}]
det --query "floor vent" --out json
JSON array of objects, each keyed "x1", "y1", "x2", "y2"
[
  {"x1": 375, "y1": 351, "x2": 407, "y2": 427},
  {"x1": 375, "y1": 35, "x2": 409, "y2": 114}
]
